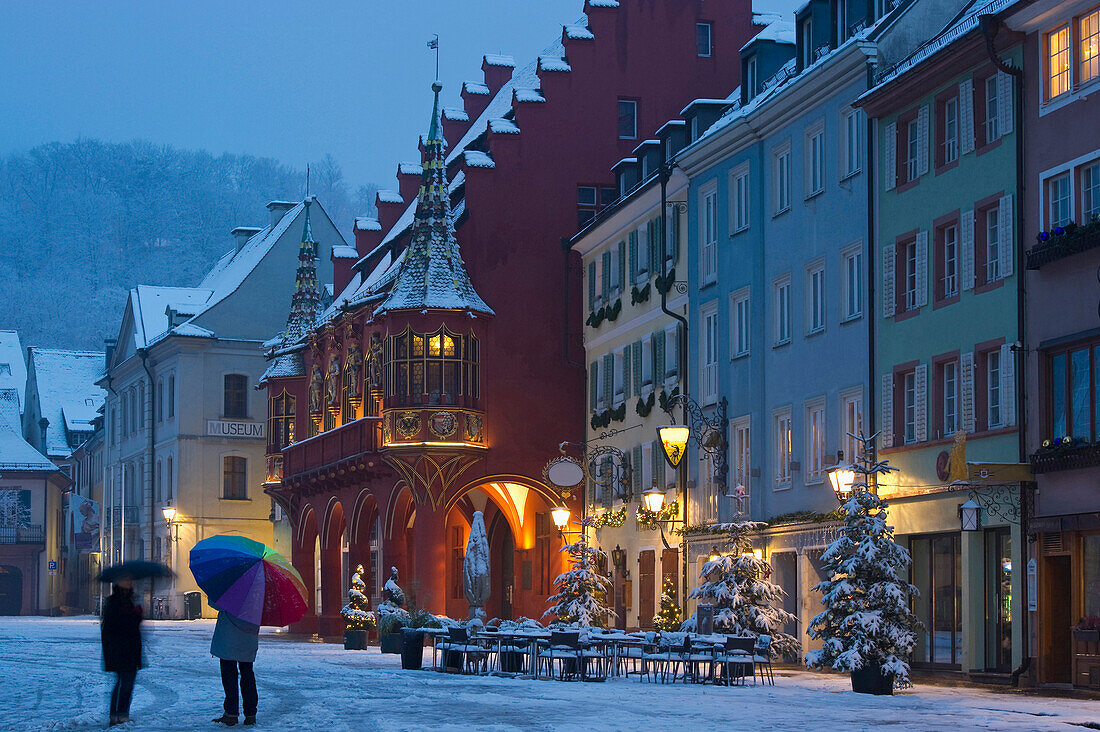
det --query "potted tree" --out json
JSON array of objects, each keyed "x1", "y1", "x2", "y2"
[
  {"x1": 340, "y1": 565, "x2": 375, "y2": 650},
  {"x1": 377, "y1": 567, "x2": 409, "y2": 654}
]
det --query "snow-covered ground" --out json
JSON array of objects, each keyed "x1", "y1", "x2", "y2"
[{"x1": 2, "y1": 617, "x2": 1098, "y2": 731}]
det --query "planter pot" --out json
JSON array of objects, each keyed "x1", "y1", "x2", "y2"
[
  {"x1": 400, "y1": 629, "x2": 425, "y2": 670},
  {"x1": 344, "y1": 628, "x2": 368, "y2": 650},
  {"x1": 851, "y1": 666, "x2": 895, "y2": 695},
  {"x1": 380, "y1": 632, "x2": 403, "y2": 654},
  {"x1": 1072, "y1": 629, "x2": 1100, "y2": 642}
]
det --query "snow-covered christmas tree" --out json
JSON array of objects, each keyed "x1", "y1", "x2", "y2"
[
  {"x1": 653, "y1": 575, "x2": 682, "y2": 632},
  {"x1": 340, "y1": 565, "x2": 374, "y2": 631},
  {"x1": 681, "y1": 519, "x2": 798, "y2": 657},
  {"x1": 805, "y1": 439, "x2": 920, "y2": 691},
  {"x1": 543, "y1": 527, "x2": 615, "y2": 627}
]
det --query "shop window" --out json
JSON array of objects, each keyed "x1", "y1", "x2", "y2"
[
  {"x1": 910, "y1": 533, "x2": 962, "y2": 667},
  {"x1": 984, "y1": 527, "x2": 1013, "y2": 673}
]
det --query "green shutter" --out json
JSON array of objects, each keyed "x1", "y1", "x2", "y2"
[
  {"x1": 655, "y1": 216, "x2": 664, "y2": 270},
  {"x1": 588, "y1": 261, "x2": 596, "y2": 310},
  {"x1": 629, "y1": 231, "x2": 639, "y2": 279},
  {"x1": 667, "y1": 328, "x2": 678, "y2": 378},
  {"x1": 647, "y1": 220, "x2": 658, "y2": 274},
  {"x1": 589, "y1": 362, "x2": 598, "y2": 410},
  {"x1": 632, "y1": 341, "x2": 643, "y2": 393},
  {"x1": 654, "y1": 331, "x2": 665, "y2": 384},
  {"x1": 669, "y1": 209, "x2": 680, "y2": 264},
  {"x1": 618, "y1": 241, "x2": 627, "y2": 291},
  {"x1": 602, "y1": 457, "x2": 613, "y2": 507},
  {"x1": 654, "y1": 440, "x2": 666, "y2": 491},
  {"x1": 623, "y1": 348, "x2": 632, "y2": 399},
  {"x1": 633, "y1": 445, "x2": 643, "y2": 499},
  {"x1": 603, "y1": 353, "x2": 614, "y2": 404},
  {"x1": 601, "y1": 251, "x2": 612, "y2": 298}
]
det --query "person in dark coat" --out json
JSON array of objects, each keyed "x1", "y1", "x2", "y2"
[
  {"x1": 211, "y1": 610, "x2": 260, "y2": 726},
  {"x1": 101, "y1": 579, "x2": 143, "y2": 726}
]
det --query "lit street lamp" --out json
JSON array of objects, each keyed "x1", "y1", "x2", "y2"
[
  {"x1": 827, "y1": 452, "x2": 858, "y2": 503},
  {"x1": 959, "y1": 499, "x2": 982, "y2": 531}
]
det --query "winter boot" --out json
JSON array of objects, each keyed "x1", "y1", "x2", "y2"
[
  {"x1": 243, "y1": 716, "x2": 256, "y2": 726},
  {"x1": 212, "y1": 714, "x2": 238, "y2": 726}
]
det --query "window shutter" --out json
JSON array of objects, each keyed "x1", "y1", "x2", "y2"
[
  {"x1": 638, "y1": 225, "x2": 649, "y2": 276},
  {"x1": 961, "y1": 351, "x2": 975, "y2": 432},
  {"x1": 917, "y1": 105, "x2": 930, "y2": 176},
  {"x1": 633, "y1": 445, "x2": 643, "y2": 499},
  {"x1": 654, "y1": 330, "x2": 666, "y2": 382},
  {"x1": 884, "y1": 122, "x2": 897, "y2": 191},
  {"x1": 1001, "y1": 343, "x2": 1016, "y2": 426},
  {"x1": 588, "y1": 261, "x2": 596, "y2": 310},
  {"x1": 632, "y1": 340, "x2": 643, "y2": 393},
  {"x1": 997, "y1": 71, "x2": 1014, "y2": 136},
  {"x1": 589, "y1": 362, "x2": 599, "y2": 410},
  {"x1": 603, "y1": 353, "x2": 614, "y2": 405},
  {"x1": 998, "y1": 194, "x2": 1014, "y2": 279},
  {"x1": 882, "y1": 243, "x2": 896, "y2": 318},
  {"x1": 649, "y1": 220, "x2": 661, "y2": 275},
  {"x1": 655, "y1": 216, "x2": 664, "y2": 267},
  {"x1": 960, "y1": 209, "x2": 975, "y2": 291},
  {"x1": 915, "y1": 231, "x2": 929, "y2": 308},
  {"x1": 666, "y1": 328, "x2": 678, "y2": 380},
  {"x1": 623, "y1": 346, "x2": 632, "y2": 400},
  {"x1": 668, "y1": 206, "x2": 680, "y2": 264},
  {"x1": 914, "y1": 363, "x2": 928, "y2": 442},
  {"x1": 629, "y1": 231, "x2": 639, "y2": 279},
  {"x1": 618, "y1": 241, "x2": 627, "y2": 291},
  {"x1": 654, "y1": 440, "x2": 666, "y2": 490},
  {"x1": 959, "y1": 80, "x2": 975, "y2": 155},
  {"x1": 881, "y1": 373, "x2": 894, "y2": 448},
  {"x1": 601, "y1": 251, "x2": 611, "y2": 298}
]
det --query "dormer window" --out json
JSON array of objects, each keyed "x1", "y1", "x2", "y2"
[
  {"x1": 800, "y1": 18, "x2": 813, "y2": 68},
  {"x1": 746, "y1": 56, "x2": 758, "y2": 102},
  {"x1": 836, "y1": 0, "x2": 848, "y2": 46},
  {"x1": 696, "y1": 22, "x2": 712, "y2": 57},
  {"x1": 690, "y1": 117, "x2": 699, "y2": 142}
]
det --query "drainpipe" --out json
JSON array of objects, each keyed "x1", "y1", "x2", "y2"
[
  {"x1": 659, "y1": 162, "x2": 692, "y2": 611},
  {"x1": 561, "y1": 237, "x2": 586, "y2": 529},
  {"x1": 979, "y1": 14, "x2": 1031, "y2": 686},
  {"x1": 138, "y1": 348, "x2": 157, "y2": 612},
  {"x1": 865, "y1": 63, "x2": 878, "y2": 469}
]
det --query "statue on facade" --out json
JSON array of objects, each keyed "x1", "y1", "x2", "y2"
[
  {"x1": 367, "y1": 332, "x2": 384, "y2": 390},
  {"x1": 346, "y1": 340, "x2": 363, "y2": 399},
  {"x1": 325, "y1": 353, "x2": 340, "y2": 406},
  {"x1": 308, "y1": 366, "x2": 323, "y2": 413}
]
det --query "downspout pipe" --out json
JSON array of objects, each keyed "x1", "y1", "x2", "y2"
[
  {"x1": 561, "y1": 237, "x2": 585, "y2": 524},
  {"x1": 138, "y1": 348, "x2": 156, "y2": 611},
  {"x1": 865, "y1": 61, "x2": 878, "y2": 471},
  {"x1": 979, "y1": 14, "x2": 1031, "y2": 686}
]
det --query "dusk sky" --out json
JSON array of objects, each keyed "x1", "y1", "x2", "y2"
[{"x1": 2, "y1": 0, "x2": 797, "y2": 192}]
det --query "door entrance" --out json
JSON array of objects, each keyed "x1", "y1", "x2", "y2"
[
  {"x1": 639, "y1": 550, "x2": 655, "y2": 629},
  {"x1": 0, "y1": 565, "x2": 23, "y2": 615},
  {"x1": 501, "y1": 529, "x2": 514, "y2": 621},
  {"x1": 1043, "y1": 555, "x2": 1072, "y2": 684}
]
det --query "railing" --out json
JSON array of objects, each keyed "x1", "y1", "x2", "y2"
[
  {"x1": 1030, "y1": 441, "x2": 1100, "y2": 474},
  {"x1": 283, "y1": 417, "x2": 382, "y2": 478},
  {"x1": 1025, "y1": 224, "x2": 1100, "y2": 270},
  {"x1": 0, "y1": 524, "x2": 44, "y2": 544}
]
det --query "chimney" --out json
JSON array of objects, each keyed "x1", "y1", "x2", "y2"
[
  {"x1": 266, "y1": 200, "x2": 297, "y2": 229},
  {"x1": 375, "y1": 190, "x2": 405, "y2": 233},
  {"x1": 397, "y1": 163, "x2": 423, "y2": 204},
  {"x1": 481, "y1": 54, "x2": 515, "y2": 98},
  {"x1": 231, "y1": 226, "x2": 263, "y2": 253},
  {"x1": 461, "y1": 81, "x2": 492, "y2": 129},
  {"x1": 354, "y1": 216, "x2": 382, "y2": 259},
  {"x1": 104, "y1": 338, "x2": 117, "y2": 370}
]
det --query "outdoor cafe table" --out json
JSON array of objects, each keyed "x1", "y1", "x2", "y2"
[{"x1": 473, "y1": 629, "x2": 550, "y2": 677}]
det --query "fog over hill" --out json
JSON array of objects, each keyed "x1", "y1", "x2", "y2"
[{"x1": 0, "y1": 138, "x2": 377, "y2": 351}]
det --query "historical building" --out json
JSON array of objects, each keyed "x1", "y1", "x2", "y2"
[
  {"x1": 1011, "y1": 0, "x2": 1100, "y2": 689},
  {"x1": 262, "y1": 0, "x2": 760, "y2": 634},
  {"x1": 101, "y1": 199, "x2": 342, "y2": 617},
  {"x1": 860, "y1": 0, "x2": 1027, "y2": 678},
  {"x1": 571, "y1": 151, "x2": 689, "y2": 631},
  {"x1": 0, "y1": 331, "x2": 27, "y2": 416}
]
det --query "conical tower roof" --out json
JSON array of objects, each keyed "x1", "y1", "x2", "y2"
[
  {"x1": 282, "y1": 198, "x2": 321, "y2": 344},
  {"x1": 376, "y1": 82, "x2": 493, "y2": 317}
]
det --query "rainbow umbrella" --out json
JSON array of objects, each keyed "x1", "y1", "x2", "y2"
[{"x1": 189, "y1": 535, "x2": 308, "y2": 627}]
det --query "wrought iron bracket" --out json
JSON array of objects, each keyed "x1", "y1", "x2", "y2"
[{"x1": 661, "y1": 393, "x2": 729, "y2": 489}]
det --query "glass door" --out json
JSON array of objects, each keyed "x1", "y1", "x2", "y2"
[
  {"x1": 984, "y1": 527, "x2": 1012, "y2": 672},
  {"x1": 911, "y1": 533, "x2": 962, "y2": 667}
]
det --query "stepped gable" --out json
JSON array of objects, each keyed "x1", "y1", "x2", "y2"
[{"x1": 375, "y1": 81, "x2": 493, "y2": 317}]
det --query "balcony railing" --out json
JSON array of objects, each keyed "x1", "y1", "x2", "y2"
[
  {"x1": 282, "y1": 417, "x2": 382, "y2": 479},
  {"x1": 0, "y1": 524, "x2": 44, "y2": 544},
  {"x1": 1029, "y1": 440, "x2": 1100, "y2": 474},
  {"x1": 1026, "y1": 222, "x2": 1100, "y2": 270}
]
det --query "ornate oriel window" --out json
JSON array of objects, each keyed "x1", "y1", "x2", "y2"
[
  {"x1": 384, "y1": 326, "x2": 480, "y2": 407},
  {"x1": 268, "y1": 391, "x2": 296, "y2": 451}
]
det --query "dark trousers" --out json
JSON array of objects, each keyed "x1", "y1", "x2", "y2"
[
  {"x1": 220, "y1": 659, "x2": 257, "y2": 717},
  {"x1": 110, "y1": 670, "x2": 136, "y2": 717}
]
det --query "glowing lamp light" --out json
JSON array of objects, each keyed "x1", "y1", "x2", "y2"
[
  {"x1": 643, "y1": 486, "x2": 666, "y2": 513},
  {"x1": 161, "y1": 505, "x2": 177, "y2": 524},
  {"x1": 708, "y1": 547, "x2": 722, "y2": 562},
  {"x1": 828, "y1": 462, "x2": 858, "y2": 503},
  {"x1": 550, "y1": 506, "x2": 571, "y2": 530},
  {"x1": 657, "y1": 425, "x2": 690, "y2": 468},
  {"x1": 959, "y1": 499, "x2": 981, "y2": 532}
]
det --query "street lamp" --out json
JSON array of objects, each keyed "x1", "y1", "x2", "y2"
[
  {"x1": 550, "y1": 505, "x2": 572, "y2": 531},
  {"x1": 161, "y1": 504, "x2": 177, "y2": 526},
  {"x1": 959, "y1": 499, "x2": 982, "y2": 531},
  {"x1": 642, "y1": 486, "x2": 667, "y2": 513},
  {"x1": 827, "y1": 452, "x2": 858, "y2": 503}
]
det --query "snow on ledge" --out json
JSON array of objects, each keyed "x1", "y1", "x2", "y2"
[
  {"x1": 564, "y1": 24, "x2": 595, "y2": 40},
  {"x1": 443, "y1": 107, "x2": 469, "y2": 121},
  {"x1": 488, "y1": 118, "x2": 520, "y2": 134},
  {"x1": 377, "y1": 190, "x2": 403, "y2": 204},
  {"x1": 355, "y1": 217, "x2": 381, "y2": 231},
  {"x1": 539, "y1": 56, "x2": 571, "y2": 72},
  {"x1": 398, "y1": 162, "x2": 423, "y2": 175},
  {"x1": 463, "y1": 150, "x2": 495, "y2": 168},
  {"x1": 332, "y1": 245, "x2": 359, "y2": 260},
  {"x1": 589, "y1": 0, "x2": 620, "y2": 6},
  {"x1": 514, "y1": 88, "x2": 546, "y2": 103},
  {"x1": 463, "y1": 80, "x2": 490, "y2": 95},
  {"x1": 483, "y1": 54, "x2": 516, "y2": 68}
]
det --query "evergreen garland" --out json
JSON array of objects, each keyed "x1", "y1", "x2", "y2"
[
  {"x1": 635, "y1": 391, "x2": 655, "y2": 418},
  {"x1": 630, "y1": 282, "x2": 651, "y2": 305}
]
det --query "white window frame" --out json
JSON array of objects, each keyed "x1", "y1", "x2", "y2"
[
  {"x1": 774, "y1": 407, "x2": 793, "y2": 488},
  {"x1": 986, "y1": 207, "x2": 1001, "y2": 282},
  {"x1": 701, "y1": 304, "x2": 720, "y2": 405},
  {"x1": 774, "y1": 275, "x2": 792, "y2": 345},
  {"x1": 641, "y1": 337, "x2": 654, "y2": 390},
  {"x1": 730, "y1": 287, "x2": 751, "y2": 358},
  {"x1": 731, "y1": 415, "x2": 751, "y2": 490},
  {"x1": 746, "y1": 56, "x2": 758, "y2": 101},
  {"x1": 806, "y1": 398, "x2": 826, "y2": 484},
  {"x1": 731, "y1": 164, "x2": 751, "y2": 233},
  {"x1": 840, "y1": 386, "x2": 864, "y2": 462},
  {"x1": 943, "y1": 96, "x2": 959, "y2": 165},
  {"x1": 1083, "y1": 9, "x2": 1100, "y2": 86},
  {"x1": 696, "y1": 21, "x2": 713, "y2": 57},
  {"x1": 903, "y1": 371, "x2": 918, "y2": 444},
  {"x1": 618, "y1": 99, "x2": 638, "y2": 140},
  {"x1": 1047, "y1": 24, "x2": 1072, "y2": 101},
  {"x1": 942, "y1": 223, "x2": 958, "y2": 298},
  {"x1": 984, "y1": 75, "x2": 1000, "y2": 142},
  {"x1": 904, "y1": 239, "x2": 918, "y2": 311},
  {"x1": 1084, "y1": 162, "x2": 1100, "y2": 220},
  {"x1": 943, "y1": 360, "x2": 959, "y2": 436},
  {"x1": 806, "y1": 123, "x2": 825, "y2": 197},
  {"x1": 613, "y1": 349, "x2": 625, "y2": 405},
  {"x1": 841, "y1": 107, "x2": 862, "y2": 178},
  {"x1": 700, "y1": 183, "x2": 718, "y2": 285},
  {"x1": 774, "y1": 143, "x2": 792, "y2": 214},
  {"x1": 841, "y1": 242, "x2": 863, "y2": 321},
  {"x1": 988, "y1": 349, "x2": 1003, "y2": 428},
  {"x1": 806, "y1": 259, "x2": 826, "y2": 334},
  {"x1": 907, "y1": 118, "x2": 919, "y2": 182},
  {"x1": 1048, "y1": 171, "x2": 1072, "y2": 228}
]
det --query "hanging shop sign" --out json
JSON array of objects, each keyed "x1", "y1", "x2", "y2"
[{"x1": 207, "y1": 420, "x2": 265, "y2": 439}]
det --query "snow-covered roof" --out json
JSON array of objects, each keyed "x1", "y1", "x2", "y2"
[
  {"x1": 130, "y1": 285, "x2": 213, "y2": 349},
  {"x1": 484, "y1": 54, "x2": 516, "y2": 67},
  {"x1": 26, "y1": 348, "x2": 105, "y2": 459},
  {"x1": 355, "y1": 216, "x2": 381, "y2": 231},
  {"x1": 870, "y1": 0, "x2": 1022, "y2": 90},
  {"x1": 332, "y1": 245, "x2": 359, "y2": 260},
  {"x1": 398, "y1": 162, "x2": 423, "y2": 175},
  {"x1": 745, "y1": 18, "x2": 796, "y2": 49},
  {"x1": 170, "y1": 322, "x2": 215, "y2": 338},
  {"x1": 463, "y1": 81, "x2": 490, "y2": 96},
  {"x1": 443, "y1": 107, "x2": 469, "y2": 121},
  {"x1": 0, "y1": 389, "x2": 57, "y2": 472},
  {"x1": 259, "y1": 352, "x2": 305, "y2": 384},
  {"x1": 463, "y1": 151, "x2": 496, "y2": 168},
  {"x1": 0, "y1": 330, "x2": 27, "y2": 413},
  {"x1": 377, "y1": 190, "x2": 404, "y2": 204}
]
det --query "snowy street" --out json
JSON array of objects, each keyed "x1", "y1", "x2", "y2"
[{"x1": 2, "y1": 618, "x2": 1099, "y2": 731}]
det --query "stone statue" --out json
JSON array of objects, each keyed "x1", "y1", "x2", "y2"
[
  {"x1": 346, "y1": 341, "x2": 363, "y2": 399},
  {"x1": 308, "y1": 366, "x2": 323, "y2": 413},
  {"x1": 367, "y1": 332, "x2": 383, "y2": 390},
  {"x1": 325, "y1": 353, "x2": 340, "y2": 406}
]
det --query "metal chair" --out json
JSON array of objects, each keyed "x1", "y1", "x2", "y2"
[
  {"x1": 537, "y1": 631, "x2": 583, "y2": 680},
  {"x1": 753, "y1": 634, "x2": 775, "y2": 685},
  {"x1": 713, "y1": 636, "x2": 754, "y2": 686}
]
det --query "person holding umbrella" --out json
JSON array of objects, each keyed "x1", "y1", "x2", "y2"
[
  {"x1": 190, "y1": 535, "x2": 308, "y2": 728},
  {"x1": 97, "y1": 559, "x2": 172, "y2": 726}
]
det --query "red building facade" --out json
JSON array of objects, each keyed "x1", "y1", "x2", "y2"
[{"x1": 263, "y1": 0, "x2": 757, "y2": 635}]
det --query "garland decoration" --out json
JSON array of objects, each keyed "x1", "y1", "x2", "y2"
[
  {"x1": 637, "y1": 500, "x2": 679, "y2": 528},
  {"x1": 590, "y1": 506, "x2": 627, "y2": 528},
  {"x1": 635, "y1": 391, "x2": 655, "y2": 418},
  {"x1": 630, "y1": 282, "x2": 651, "y2": 305}
]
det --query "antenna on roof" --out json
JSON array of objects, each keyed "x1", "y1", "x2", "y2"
[
  {"x1": 306, "y1": 164, "x2": 311, "y2": 199},
  {"x1": 428, "y1": 34, "x2": 440, "y2": 81}
]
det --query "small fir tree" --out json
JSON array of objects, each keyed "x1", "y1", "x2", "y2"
[
  {"x1": 340, "y1": 564, "x2": 374, "y2": 631},
  {"x1": 682, "y1": 519, "x2": 799, "y2": 657},
  {"x1": 805, "y1": 443, "x2": 920, "y2": 687},
  {"x1": 543, "y1": 531, "x2": 615, "y2": 628},
  {"x1": 653, "y1": 575, "x2": 682, "y2": 632}
]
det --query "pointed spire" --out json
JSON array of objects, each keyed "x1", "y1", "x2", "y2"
[
  {"x1": 376, "y1": 83, "x2": 493, "y2": 317},
  {"x1": 281, "y1": 198, "x2": 321, "y2": 344}
]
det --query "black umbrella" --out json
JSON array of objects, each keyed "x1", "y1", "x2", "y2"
[{"x1": 97, "y1": 560, "x2": 174, "y2": 583}]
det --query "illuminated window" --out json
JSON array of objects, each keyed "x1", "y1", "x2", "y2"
[
  {"x1": 774, "y1": 409, "x2": 792, "y2": 486},
  {"x1": 1048, "y1": 25, "x2": 1072, "y2": 99},
  {"x1": 1081, "y1": 9, "x2": 1100, "y2": 85},
  {"x1": 385, "y1": 327, "x2": 479, "y2": 407},
  {"x1": 268, "y1": 391, "x2": 296, "y2": 451}
]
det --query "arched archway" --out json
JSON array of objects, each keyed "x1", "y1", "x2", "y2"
[
  {"x1": 291, "y1": 505, "x2": 320, "y2": 634},
  {"x1": 318, "y1": 499, "x2": 347, "y2": 637}
]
